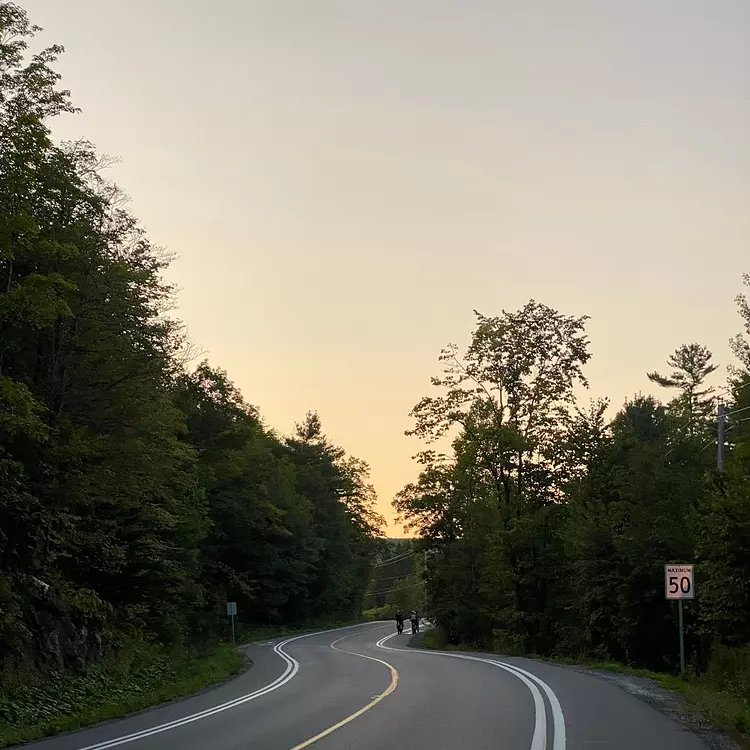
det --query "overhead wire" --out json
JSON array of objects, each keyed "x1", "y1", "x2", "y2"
[
  {"x1": 370, "y1": 580, "x2": 426, "y2": 597},
  {"x1": 373, "y1": 551, "x2": 414, "y2": 567},
  {"x1": 665, "y1": 405, "x2": 750, "y2": 459},
  {"x1": 372, "y1": 550, "x2": 416, "y2": 567},
  {"x1": 715, "y1": 380, "x2": 750, "y2": 400},
  {"x1": 690, "y1": 416, "x2": 750, "y2": 457},
  {"x1": 370, "y1": 572, "x2": 418, "y2": 583}
]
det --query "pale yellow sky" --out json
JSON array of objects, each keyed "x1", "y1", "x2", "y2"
[{"x1": 24, "y1": 1, "x2": 750, "y2": 535}]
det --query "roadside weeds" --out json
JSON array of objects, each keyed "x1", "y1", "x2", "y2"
[{"x1": 0, "y1": 643, "x2": 245, "y2": 749}]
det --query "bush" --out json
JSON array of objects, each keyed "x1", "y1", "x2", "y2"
[
  {"x1": 491, "y1": 628, "x2": 525, "y2": 656},
  {"x1": 704, "y1": 644, "x2": 750, "y2": 697},
  {"x1": 362, "y1": 606, "x2": 394, "y2": 621},
  {"x1": 421, "y1": 629, "x2": 448, "y2": 650},
  {"x1": 692, "y1": 644, "x2": 750, "y2": 735},
  {"x1": 0, "y1": 639, "x2": 243, "y2": 748}
]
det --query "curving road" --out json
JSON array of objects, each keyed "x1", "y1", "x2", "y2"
[{"x1": 21, "y1": 622, "x2": 709, "y2": 750}]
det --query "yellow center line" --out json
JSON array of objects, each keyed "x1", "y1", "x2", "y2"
[{"x1": 288, "y1": 626, "x2": 399, "y2": 750}]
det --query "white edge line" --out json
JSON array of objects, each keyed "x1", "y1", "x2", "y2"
[
  {"x1": 377, "y1": 632, "x2": 554, "y2": 750},
  {"x1": 73, "y1": 622, "x2": 389, "y2": 750},
  {"x1": 492, "y1": 659, "x2": 566, "y2": 750}
]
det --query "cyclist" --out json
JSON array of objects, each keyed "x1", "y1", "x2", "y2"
[
  {"x1": 410, "y1": 610, "x2": 420, "y2": 634},
  {"x1": 395, "y1": 610, "x2": 405, "y2": 634}
]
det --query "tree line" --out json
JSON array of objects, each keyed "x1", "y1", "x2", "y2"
[
  {"x1": 396, "y1": 293, "x2": 750, "y2": 673},
  {"x1": 0, "y1": 2, "x2": 383, "y2": 678}
]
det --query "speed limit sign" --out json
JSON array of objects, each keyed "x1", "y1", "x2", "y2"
[{"x1": 665, "y1": 564, "x2": 694, "y2": 600}]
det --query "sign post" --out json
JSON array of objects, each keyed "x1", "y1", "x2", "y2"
[
  {"x1": 226, "y1": 601, "x2": 238, "y2": 644},
  {"x1": 664, "y1": 564, "x2": 694, "y2": 676}
]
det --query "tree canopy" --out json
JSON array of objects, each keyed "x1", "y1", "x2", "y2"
[
  {"x1": 397, "y1": 293, "x2": 748, "y2": 672},
  {"x1": 0, "y1": 2, "x2": 383, "y2": 675}
]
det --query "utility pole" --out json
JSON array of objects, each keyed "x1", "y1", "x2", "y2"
[{"x1": 717, "y1": 402, "x2": 725, "y2": 472}]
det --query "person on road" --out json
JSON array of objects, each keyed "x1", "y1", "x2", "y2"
[
  {"x1": 410, "y1": 610, "x2": 419, "y2": 634},
  {"x1": 395, "y1": 610, "x2": 404, "y2": 634}
]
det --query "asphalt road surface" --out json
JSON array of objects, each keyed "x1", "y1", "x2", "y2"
[{"x1": 20, "y1": 622, "x2": 711, "y2": 750}]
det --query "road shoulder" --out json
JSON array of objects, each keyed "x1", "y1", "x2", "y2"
[
  {"x1": 411, "y1": 627, "x2": 743, "y2": 750},
  {"x1": 560, "y1": 664, "x2": 743, "y2": 750}
]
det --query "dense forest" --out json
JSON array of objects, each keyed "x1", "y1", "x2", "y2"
[
  {"x1": 0, "y1": 1, "x2": 384, "y2": 684},
  {"x1": 396, "y1": 295, "x2": 750, "y2": 676}
]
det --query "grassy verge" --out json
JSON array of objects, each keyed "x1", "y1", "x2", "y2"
[
  {"x1": 0, "y1": 643, "x2": 244, "y2": 749},
  {"x1": 419, "y1": 631, "x2": 750, "y2": 748}
]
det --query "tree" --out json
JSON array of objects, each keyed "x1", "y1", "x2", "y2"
[
  {"x1": 0, "y1": 3, "x2": 384, "y2": 682},
  {"x1": 285, "y1": 413, "x2": 383, "y2": 621},
  {"x1": 396, "y1": 300, "x2": 591, "y2": 650},
  {"x1": 407, "y1": 300, "x2": 590, "y2": 513},
  {"x1": 647, "y1": 343, "x2": 718, "y2": 436},
  {"x1": 729, "y1": 273, "x2": 750, "y2": 375},
  {"x1": 695, "y1": 277, "x2": 750, "y2": 650},
  {"x1": 567, "y1": 396, "x2": 704, "y2": 668},
  {"x1": 174, "y1": 363, "x2": 312, "y2": 630},
  {"x1": 697, "y1": 474, "x2": 750, "y2": 648}
]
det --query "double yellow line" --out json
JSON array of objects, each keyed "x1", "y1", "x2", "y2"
[{"x1": 288, "y1": 627, "x2": 400, "y2": 750}]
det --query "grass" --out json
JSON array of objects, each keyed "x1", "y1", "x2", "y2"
[
  {"x1": 418, "y1": 630, "x2": 750, "y2": 748},
  {"x1": 420, "y1": 629, "x2": 476, "y2": 653},
  {"x1": 0, "y1": 642, "x2": 244, "y2": 749}
]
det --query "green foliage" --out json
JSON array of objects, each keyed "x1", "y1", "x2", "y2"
[
  {"x1": 0, "y1": 639, "x2": 244, "y2": 748},
  {"x1": 697, "y1": 475, "x2": 750, "y2": 647},
  {"x1": 647, "y1": 343, "x2": 718, "y2": 437},
  {"x1": 691, "y1": 644, "x2": 750, "y2": 737},
  {"x1": 397, "y1": 286, "x2": 750, "y2": 697},
  {"x1": 0, "y1": 1, "x2": 383, "y2": 723},
  {"x1": 361, "y1": 605, "x2": 394, "y2": 621},
  {"x1": 396, "y1": 301, "x2": 592, "y2": 652}
]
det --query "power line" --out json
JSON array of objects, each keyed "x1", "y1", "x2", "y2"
[
  {"x1": 373, "y1": 550, "x2": 416, "y2": 567},
  {"x1": 370, "y1": 572, "x2": 417, "y2": 583},
  {"x1": 373, "y1": 551, "x2": 414, "y2": 567},
  {"x1": 716, "y1": 380, "x2": 750, "y2": 399},
  {"x1": 370, "y1": 580, "x2": 426, "y2": 597},
  {"x1": 665, "y1": 410, "x2": 750, "y2": 460},
  {"x1": 691, "y1": 416, "x2": 750, "y2": 457}
]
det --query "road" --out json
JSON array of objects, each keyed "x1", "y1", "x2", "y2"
[{"x1": 20, "y1": 622, "x2": 710, "y2": 750}]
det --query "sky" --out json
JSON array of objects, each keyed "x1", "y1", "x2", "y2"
[{"x1": 22, "y1": 0, "x2": 750, "y2": 535}]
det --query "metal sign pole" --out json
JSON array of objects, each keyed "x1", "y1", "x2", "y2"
[
  {"x1": 226, "y1": 602, "x2": 238, "y2": 644},
  {"x1": 665, "y1": 564, "x2": 693, "y2": 677},
  {"x1": 231, "y1": 614, "x2": 235, "y2": 644},
  {"x1": 678, "y1": 599, "x2": 685, "y2": 676}
]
